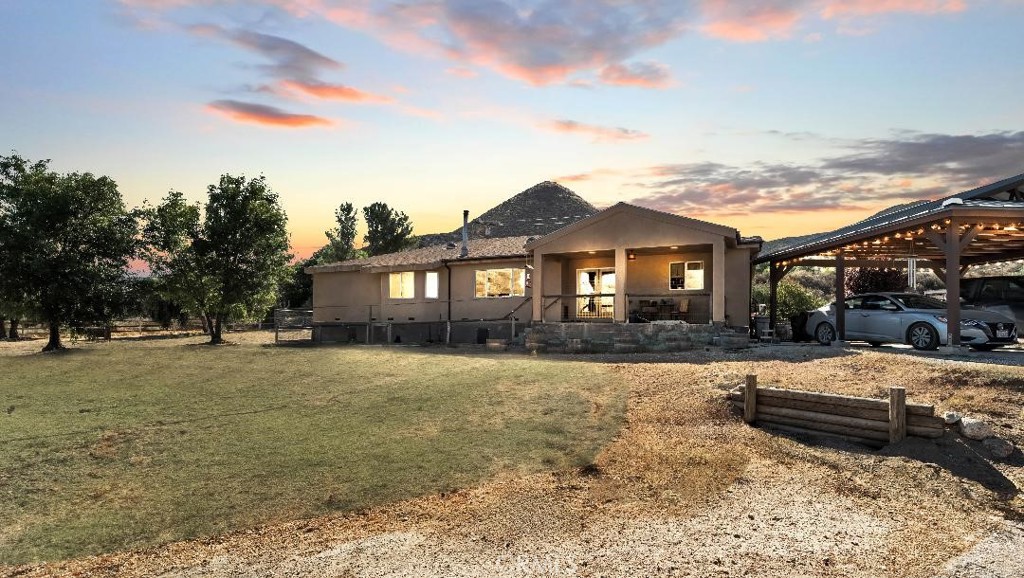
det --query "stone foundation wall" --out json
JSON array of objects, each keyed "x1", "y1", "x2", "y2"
[
  {"x1": 524, "y1": 321, "x2": 749, "y2": 353},
  {"x1": 315, "y1": 321, "x2": 523, "y2": 345}
]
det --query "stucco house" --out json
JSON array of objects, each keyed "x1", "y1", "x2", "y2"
[{"x1": 305, "y1": 184, "x2": 761, "y2": 345}]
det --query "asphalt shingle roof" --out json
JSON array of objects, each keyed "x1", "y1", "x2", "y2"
[{"x1": 306, "y1": 236, "x2": 531, "y2": 274}]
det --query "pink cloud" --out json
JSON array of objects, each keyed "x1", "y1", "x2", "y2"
[
  {"x1": 206, "y1": 100, "x2": 332, "y2": 127},
  {"x1": 821, "y1": 0, "x2": 966, "y2": 18},
  {"x1": 554, "y1": 168, "x2": 625, "y2": 182},
  {"x1": 124, "y1": 0, "x2": 974, "y2": 90},
  {"x1": 700, "y1": 0, "x2": 803, "y2": 42},
  {"x1": 316, "y1": 1, "x2": 690, "y2": 87},
  {"x1": 543, "y1": 119, "x2": 649, "y2": 143},
  {"x1": 445, "y1": 66, "x2": 479, "y2": 79},
  {"x1": 599, "y1": 62, "x2": 672, "y2": 89},
  {"x1": 278, "y1": 79, "x2": 393, "y2": 103}
]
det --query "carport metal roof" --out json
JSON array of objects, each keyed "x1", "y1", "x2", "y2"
[{"x1": 756, "y1": 172, "x2": 1024, "y2": 266}]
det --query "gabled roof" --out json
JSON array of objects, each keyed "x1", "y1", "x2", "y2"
[
  {"x1": 525, "y1": 202, "x2": 741, "y2": 250},
  {"x1": 755, "y1": 172, "x2": 1024, "y2": 264},
  {"x1": 306, "y1": 236, "x2": 530, "y2": 274}
]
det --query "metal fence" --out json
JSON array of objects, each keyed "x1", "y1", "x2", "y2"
[{"x1": 274, "y1": 308, "x2": 314, "y2": 344}]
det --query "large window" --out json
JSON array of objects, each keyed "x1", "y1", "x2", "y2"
[
  {"x1": 425, "y1": 271, "x2": 439, "y2": 299},
  {"x1": 389, "y1": 271, "x2": 415, "y2": 299},
  {"x1": 577, "y1": 268, "x2": 615, "y2": 318},
  {"x1": 475, "y1": 268, "x2": 526, "y2": 298},
  {"x1": 669, "y1": 261, "x2": 704, "y2": 290}
]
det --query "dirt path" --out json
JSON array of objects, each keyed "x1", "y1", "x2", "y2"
[{"x1": 6, "y1": 345, "x2": 1023, "y2": 577}]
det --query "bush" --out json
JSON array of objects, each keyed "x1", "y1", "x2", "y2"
[
  {"x1": 752, "y1": 281, "x2": 826, "y2": 320},
  {"x1": 845, "y1": 268, "x2": 906, "y2": 295}
]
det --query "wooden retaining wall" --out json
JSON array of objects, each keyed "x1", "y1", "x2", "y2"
[{"x1": 729, "y1": 375, "x2": 945, "y2": 446}]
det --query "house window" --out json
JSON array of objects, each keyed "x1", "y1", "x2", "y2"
[
  {"x1": 475, "y1": 268, "x2": 526, "y2": 298},
  {"x1": 389, "y1": 271, "x2": 415, "y2": 299},
  {"x1": 670, "y1": 261, "x2": 704, "y2": 290},
  {"x1": 425, "y1": 271, "x2": 439, "y2": 299}
]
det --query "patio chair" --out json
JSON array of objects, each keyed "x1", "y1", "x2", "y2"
[{"x1": 671, "y1": 298, "x2": 690, "y2": 321}]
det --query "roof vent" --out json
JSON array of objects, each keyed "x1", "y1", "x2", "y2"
[{"x1": 941, "y1": 197, "x2": 964, "y2": 208}]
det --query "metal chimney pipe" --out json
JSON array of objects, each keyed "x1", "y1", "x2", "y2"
[{"x1": 460, "y1": 209, "x2": 469, "y2": 258}]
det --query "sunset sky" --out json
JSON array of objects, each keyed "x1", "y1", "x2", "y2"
[{"x1": 3, "y1": 0, "x2": 1023, "y2": 258}]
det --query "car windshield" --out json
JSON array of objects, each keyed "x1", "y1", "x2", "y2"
[{"x1": 890, "y1": 294, "x2": 946, "y2": 310}]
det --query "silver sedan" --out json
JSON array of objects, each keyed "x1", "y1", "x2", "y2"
[{"x1": 806, "y1": 292, "x2": 1018, "y2": 351}]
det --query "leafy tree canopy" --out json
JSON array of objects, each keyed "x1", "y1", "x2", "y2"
[
  {"x1": 142, "y1": 175, "x2": 292, "y2": 344},
  {"x1": 321, "y1": 202, "x2": 359, "y2": 263},
  {"x1": 362, "y1": 201, "x2": 415, "y2": 256},
  {"x1": 752, "y1": 281, "x2": 826, "y2": 321},
  {"x1": 0, "y1": 153, "x2": 138, "y2": 351}
]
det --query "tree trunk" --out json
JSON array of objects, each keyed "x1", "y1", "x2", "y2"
[
  {"x1": 42, "y1": 322, "x2": 63, "y2": 352},
  {"x1": 208, "y1": 315, "x2": 224, "y2": 345},
  {"x1": 0, "y1": 318, "x2": 6, "y2": 340},
  {"x1": 201, "y1": 314, "x2": 211, "y2": 335},
  {"x1": 9, "y1": 318, "x2": 20, "y2": 340}
]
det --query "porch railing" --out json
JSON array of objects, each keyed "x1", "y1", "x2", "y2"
[
  {"x1": 628, "y1": 293, "x2": 711, "y2": 324},
  {"x1": 542, "y1": 293, "x2": 616, "y2": 320},
  {"x1": 539, "y1": 292, "x2": 713, "y2": 323}
]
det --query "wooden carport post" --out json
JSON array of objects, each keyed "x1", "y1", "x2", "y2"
[
  {"x1": 769, "y1": 261, "x2": 794, "y2": 330},
  {"x1": 944, "y1": 219, "x2": 962, "y2": 347},
  {"x1": 835, "y1": 249, "x2": 846, "y2": 340},
  {"x1": 925, "y1": 219, "x2": 981, "y2": 348}
]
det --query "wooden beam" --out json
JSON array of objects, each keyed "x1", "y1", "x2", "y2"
[
  {"x1": 959, "y1": 225, "x2": 982, "y2": 251},
  {"x1": 835, "y1": 250, "x2": 846, "y2": 340},
  {"x1": 962, "y1": 249, "x2": 1024, "y2": 265},
  {"x1": 924, "y1": 231, "x2": 947, "y2": 252},
  {"x1": 889, "y1": 387, "x2": 906, "y2": 444},
  {"x1": 794, "y1": 259, "x2": 940, "y2": 269},
  {"x1": 944, "y1": 219, "x2": 961, "y2": 346},
  {"x1": 744, "y1": 375, "x2": 757, "y2": 424}
]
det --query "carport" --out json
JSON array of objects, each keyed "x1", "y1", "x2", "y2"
[{"x1": 755, "y1": 173, "x2": 1024, "y2": 346}]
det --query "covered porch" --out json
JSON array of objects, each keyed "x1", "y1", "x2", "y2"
[
  {"x1": 532, "y1": 243, "x2": 723, "y2": 324},
  {"x1": 524, "y1": 202, "x2": 760, "y2": 329}
]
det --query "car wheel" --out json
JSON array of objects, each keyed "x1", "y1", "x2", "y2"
[
  {"x1": 868, "y1": 341, "x2": 882, "y2": 348},
  {"x1": 907, "y1": 323, "x2": 939, "y2": 350},
  {"x1": 815, "y1": 322, "x2": 836, "y2": 345}
]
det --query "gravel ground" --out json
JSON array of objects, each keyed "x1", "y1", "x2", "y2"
[{"x1": 5, "y1": 337, "x2": 1023, "y2": 577}]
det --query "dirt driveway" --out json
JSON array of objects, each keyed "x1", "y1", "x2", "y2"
[{"x1": 8, "y1": 343, "x2": 1024, "y2": 577}]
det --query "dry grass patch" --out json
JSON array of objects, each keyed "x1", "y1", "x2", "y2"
[
  {"x1": 0, "y1": 333, "x2": 627, "y2": 565},
  {"x1": 5, "y1": 345, "x2": 1023, "y2": 578}
]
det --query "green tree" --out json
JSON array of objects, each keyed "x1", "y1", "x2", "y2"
[
  {"x1": 752, "y1": 281, "x2": 825, "y2": 321},
  {"x1": 143, "y1": 175, "x2": 291, "y2": 344},
  {"x1": 845, "y1": 268, "x2": 906, "y2": 295},
  {"x1": 0, "y1": 154, "x2": 138, "y2": 351},
  {"x1": 323, "y1": 202, "x2": 359, "y2": 262},
  {"x1": 280, "y1": 203, "x2": 367, "y2": 308},
  {"x1": 362, "y1": 202, "x2": 414, "y2": 256}
]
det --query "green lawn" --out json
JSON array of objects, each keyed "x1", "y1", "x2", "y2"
[{"x1": 0, "y1": 335, "x2": 626, "y2": 565}]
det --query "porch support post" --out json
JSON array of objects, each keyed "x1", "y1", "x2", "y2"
[
  {"x1": 614, "y1": 247, "x2": 628, "y2": 323},
  {"x1": 532, "y1": 252, "x2": 544, "y2": 323},
  {"x1": 712, "y1": 238, "x2": 726, "y2": 323},
  {"x1": 835, "y1": 250, "x2": 846, "y2": 340},
  {"x1": 769, "y1": 261, "x2": 779, "y2": 330},
  {"x1": 944, "y1": 220, "x2": 961, "y2": 346}
]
